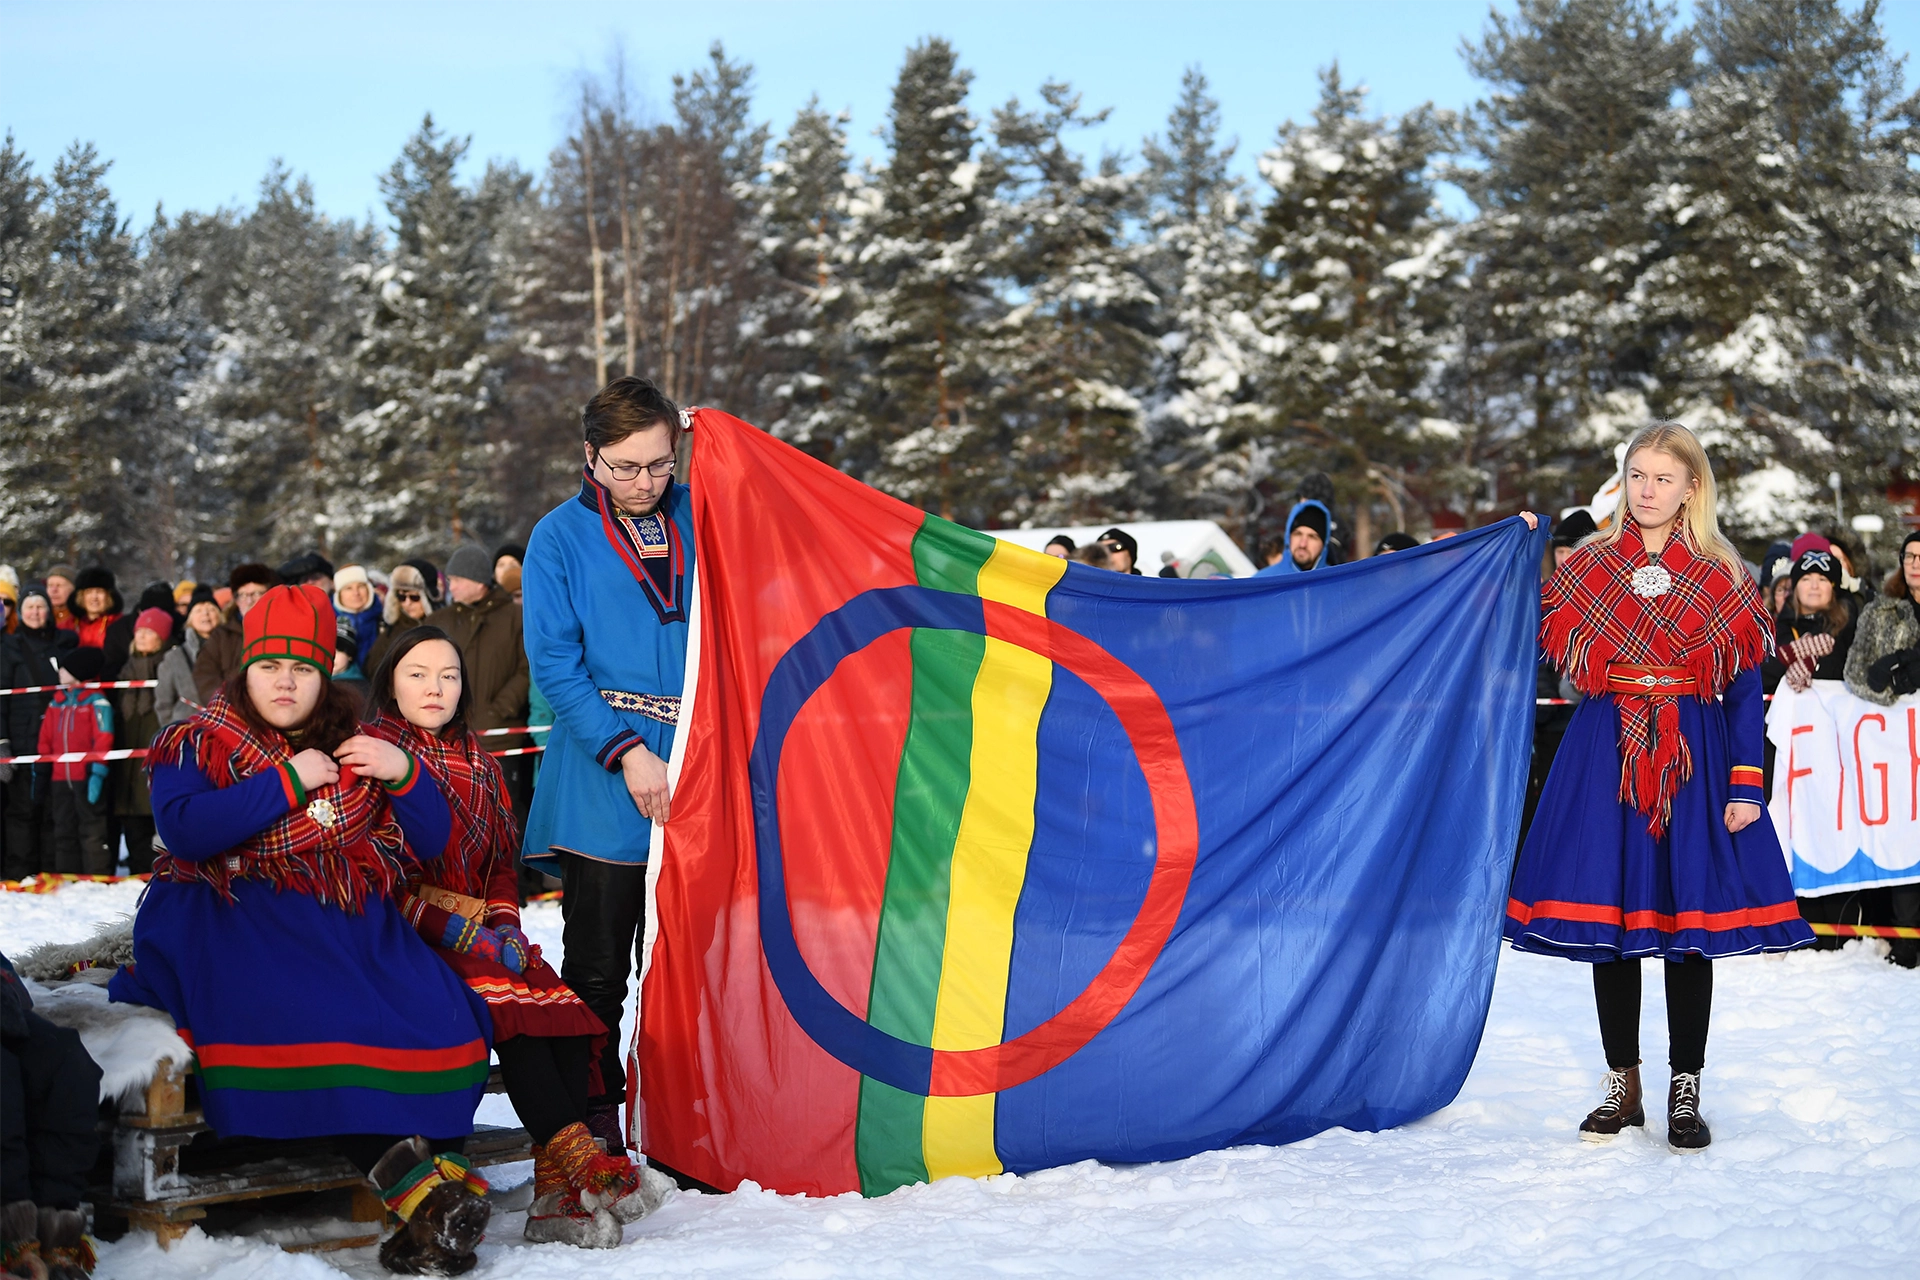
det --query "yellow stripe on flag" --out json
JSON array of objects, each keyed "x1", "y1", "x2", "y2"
[{"x1": 923, "y1": 540, "x2": 1066, "y2": 1180}]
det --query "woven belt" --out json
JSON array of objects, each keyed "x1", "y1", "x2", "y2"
[
  {"x1": 1604, "y1": 664, "x2": 1700, "y2": 698},
  {"x1": 600, "y1": 689, "x2": 682, "y2": 725},
  {"x1": 414, "y1": 883, "x2": 487, "y2": 919}
]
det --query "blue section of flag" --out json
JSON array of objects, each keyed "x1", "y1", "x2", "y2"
[{"x1": 995, "y1": 518, "x2": 1545, "y2": 1170}]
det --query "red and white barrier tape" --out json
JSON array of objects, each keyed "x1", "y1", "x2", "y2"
[
  {"x1": 0, "y1": 744, "x2": 546, "y2": 765},
  {"x1": 0, "y1": 679, "x2": 159, "y2": 696}
]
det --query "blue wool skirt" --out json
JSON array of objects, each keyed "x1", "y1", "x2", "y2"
[
  {"x1": 110, "y1": 878, "x2": 492, "y2": 1140},
  {"x1": 1505, "y1": 694, "x2": 1813, "y2": 962}
]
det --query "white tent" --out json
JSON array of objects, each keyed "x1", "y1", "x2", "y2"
[{"x1": 984, "y1": 520, "x2": 1259, "y2": 579}]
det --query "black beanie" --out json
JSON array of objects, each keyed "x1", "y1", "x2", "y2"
[
  {"x1": 1552, "y1": 510, "x2": 1598, "y2": 549},
  {"x1": 1791, "y1": 548, "x2": 1843, "y2": 589},
  {"x1": 60, "y1": 647, "x2": 108, "y2": 683},
  {"x1": 1289, "y1": 505, "x2": 1330, "y2": 541}
]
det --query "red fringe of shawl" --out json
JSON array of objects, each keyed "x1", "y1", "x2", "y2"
[
  {"x1": 1539, "y1": 524, "x2": 1772, "y2": 837},
  {"x1": 366, "y1": 713, "x2": 519, "y2": 917},
  {"x1": 145, "y1": 695, "x2": 407, "y2": 911}
]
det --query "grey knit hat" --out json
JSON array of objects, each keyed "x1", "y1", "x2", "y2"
[{"x1": 445, "y1": 544, "x2": 492, "y2": 585}]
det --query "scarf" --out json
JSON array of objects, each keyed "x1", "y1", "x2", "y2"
[
  {"x1": 145, "y1": 695, "x2": 406, "y2": 911},
  {"x1": 367, "y1": 713, "x2": 518, "y2": 907},
  {"x1": 1541, "y1": 522, "x2": 1772, "y2": 836},
  {"x1": 577, "y1": 470, "x2": 688, "y2": 625}
]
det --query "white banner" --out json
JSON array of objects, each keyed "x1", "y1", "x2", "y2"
[{"x1": 1766, "y1": 680, "x2": 1920, "y2": 893}]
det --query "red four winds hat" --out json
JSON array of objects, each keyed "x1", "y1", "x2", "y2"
[{"x1": 242, "y1": 583, "x2": 336, "y2": 674}]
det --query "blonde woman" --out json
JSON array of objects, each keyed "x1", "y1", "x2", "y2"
[{"x1": 1505, "y1": 422, "x2": 1812, "y2": 1152}]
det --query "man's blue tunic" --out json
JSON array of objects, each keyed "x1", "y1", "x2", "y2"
[{"x1": 521, "y1": 478, "x2": 693, "y2": 872}]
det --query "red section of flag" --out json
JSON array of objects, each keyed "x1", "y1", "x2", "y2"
[
  {"x1": 778, "y1": 628, "x2": 915, "y2": 1020},
  {"x1": 643, "y1": 409, "x2": 922, "y2": 1196}
]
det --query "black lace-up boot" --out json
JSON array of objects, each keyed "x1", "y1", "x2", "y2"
[{"x1": 1667, "y1": 1071, "x2": 1711, "y2": 1151}]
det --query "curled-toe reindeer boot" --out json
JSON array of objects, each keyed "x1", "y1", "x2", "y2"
[
  {"x1": 523, "y1": 1140, "x2": 620, "y2": 1250},
  {"x1": 34, "y1": 1209, "x2": 91, "y2": 1280},
  {"x1": 544, "y1": 1121, "x2": 671, "y2": 1226},
  {"x1": 369, "y1": 1137, "x2": 492, "y2": 1275},
  {"x1": 2, "y1": 1201, "x2": 47, "y2": 1280},
  {"x1": 1578, "y1": 1065, "x2": 1645, "y2": 1142}
]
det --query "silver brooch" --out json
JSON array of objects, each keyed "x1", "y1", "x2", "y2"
[
  {"x1": 306, "y1": 797, "x2": 339, "y2": 829},
  {"x1": 1630, "y1": 565, "x2": 1673, "y2": 598}
]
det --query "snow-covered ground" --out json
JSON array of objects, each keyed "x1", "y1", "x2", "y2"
[{"x1": 8, "y1": 879, "x2": 1916, "y2": 1279}]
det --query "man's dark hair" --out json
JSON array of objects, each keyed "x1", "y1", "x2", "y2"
[{"x1": 583, "y1": 376, "x2": 682, "y2": 454}]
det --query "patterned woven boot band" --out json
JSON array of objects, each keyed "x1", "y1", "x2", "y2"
[
  {"x1": 599, "y1": 690, "x2": 682, "y2": 725},
  {"x1": 382, "y1": 1153, "x2": 490, "y2": 1219},
  {"x1": 1604, "y1": 664, "x2": 1702, "y2": 698}
]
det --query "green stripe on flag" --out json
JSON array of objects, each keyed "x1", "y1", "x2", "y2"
[{"x1": 856, "y1": 516, "x2": 995, "y2": 1196}]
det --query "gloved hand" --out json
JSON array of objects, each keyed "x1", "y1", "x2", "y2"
[
  {"x1": 1782, "y1": 632, "x2": 1834, "y2": 693},
  {"x1": 0, "y1": 738, "x2": 13, "y2": 785},
  {"x1": 440, "y1": 914, "x2": 527, "y2": 975},
  {"x1": 497, "y1": 924, "x2": 539, "y2": 972},
  {"x1": 1869, "y1": 647, "x2": 1920, "y2": 697},
  {"x1": 86, "y1": 771, "x2": 105, "y2": 807}
]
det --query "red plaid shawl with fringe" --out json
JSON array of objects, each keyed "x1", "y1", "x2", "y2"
[
  {"x1": 146, "y1": 695, "x2": 407, "y2": 911},
  {"x1": 1541, "y1": 522, "x2": 1772, "y2": 836},
  {"x1": 366, "y1": 713, "x2": 520, "y2": 922}
]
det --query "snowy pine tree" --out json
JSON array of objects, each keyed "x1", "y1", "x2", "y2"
[
  {"x1": 1250, "y1": 68, "x2": 1458, "y2": 553},
  {"x1": 1138, "y1": 69, "x2": 1264, "y2": 538},
  {"x1": 851, "y1": 39, "x2": 1003, "y2": 522},
  {"x1": 982, "y1": 81, "x2": 1158, "y2": 525},
  {"x1": 753, "y1": 98, "x2": 862, "y2": 456},
  {"x1": 0, "y1": 141, "x2": 147, "y2": 568},
  {"x1": 1652, "y1": 0, "x2": 1920, "y2": 540},
  {"x1": 343, "y1": 117, "x2": 512, "y2": 557},
  {"x1": 1452, "y1": 0, "x2": 1695, "y2": 516}
]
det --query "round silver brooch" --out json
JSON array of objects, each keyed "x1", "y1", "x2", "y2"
[
  {"x1": 306, "y1": 797, "x2": 339, "y2": 829},
  {"x1": 1630, "y1": 565, "x2": 1673, "y2": 598}
]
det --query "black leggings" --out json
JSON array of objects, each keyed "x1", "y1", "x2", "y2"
[
  {"x1": 1592, "y1": 955, "x2": 1713, "y2": 1075},
  {"x1": 493, "y1": 1035, "x2": 592, "y2": 1146}
]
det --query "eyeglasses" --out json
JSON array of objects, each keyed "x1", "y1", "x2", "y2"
[
  {"x1": 394, "y1": 590, "x2": 423, "y2": 602},
  {"x1": 1903, "y1": 551, "x2": 1920, "y2": 567},
  {"x1": 595, "y1": 450, "x2": 675, "y2": 483}
]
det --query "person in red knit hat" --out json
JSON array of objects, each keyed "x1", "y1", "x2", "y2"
[{"x1": 109, "y1": 584, "x2": 498, "y2": 1274}]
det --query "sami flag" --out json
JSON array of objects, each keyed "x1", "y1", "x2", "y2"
[{"x1": 644, "y1": 409, "x2": 1546, "y2": 1197}]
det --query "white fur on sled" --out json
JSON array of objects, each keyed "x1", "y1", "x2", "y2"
[{"x1": 17, "y1": 916, "x2": 190, "y2": 1106}]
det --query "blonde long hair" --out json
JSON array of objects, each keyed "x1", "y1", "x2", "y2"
[{"x1": 1598, "y1": 421, "x2": 1744, "y2": 570}]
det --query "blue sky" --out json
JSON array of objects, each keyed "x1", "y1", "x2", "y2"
[{"x1": 7, "y1": 0, "x2": 1920, "y2": 228}]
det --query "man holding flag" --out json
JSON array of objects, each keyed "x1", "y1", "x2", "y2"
[{"x1": 521, "y1": 375, "x2": 693, "y2": 1149}]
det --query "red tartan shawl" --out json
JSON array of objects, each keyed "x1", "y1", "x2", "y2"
[
  {"x1": 367, "y1": 714, "x2": 519, "y2": 920},
  {"x1": 145, "y1": 695, "x2": 407, "y2": 911},
  {"x1": 1541, "y1": 522, "x2": 1772, "y2": 836}
]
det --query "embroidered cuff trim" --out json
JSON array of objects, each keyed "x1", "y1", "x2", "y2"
[
  {"x1": 382, "y1": 753, "x2": 418, "y2": 794},
  {"x1": 277, "y1": 761, "x2": 306, "y2": 808},
  {"x1": 599, "y1": 689, "x2": 682, "y2": 725}
]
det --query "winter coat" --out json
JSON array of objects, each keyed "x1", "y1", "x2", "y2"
[
  {"x1": 193, "y1": 609, "x2": 247, "y2": 705},
  {"x1": 425, "y1": 586, "x2": 529, "y2": 736},
  {"x1": 335, "y1": 600, "x2": 381, "y2": 669},
  {"x1": 2, "y1": 623, "x2": 78, "y2": 751},
  {"x1": 113, "y1": 651, "x2": 164, "y2": 816},
  {"x1": 37, "y1": 687, "x2": 112, "y2": 785},
  {"x1": 154, "y1": 629, "x2": 205, "y2": 725},
  {"x1": 1843, "y1": 594, "x2": 1920, "y2": 706},
  {"x1": 366, "y1": 614, "x2": 423, "y2": 678}
]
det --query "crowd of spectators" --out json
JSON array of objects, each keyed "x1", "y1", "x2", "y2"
[{"x1": 0, "y1": 545, "x2": 534, "y2": 883}]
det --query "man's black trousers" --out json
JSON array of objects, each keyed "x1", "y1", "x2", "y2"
[{"x1": 559, "y1": 854, "x2": 648, "y2": 1107}]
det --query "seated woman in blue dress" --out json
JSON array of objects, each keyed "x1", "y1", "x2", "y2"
[{"x1": 109, "y1": 584, "x2": 495, "y2": 1275}]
